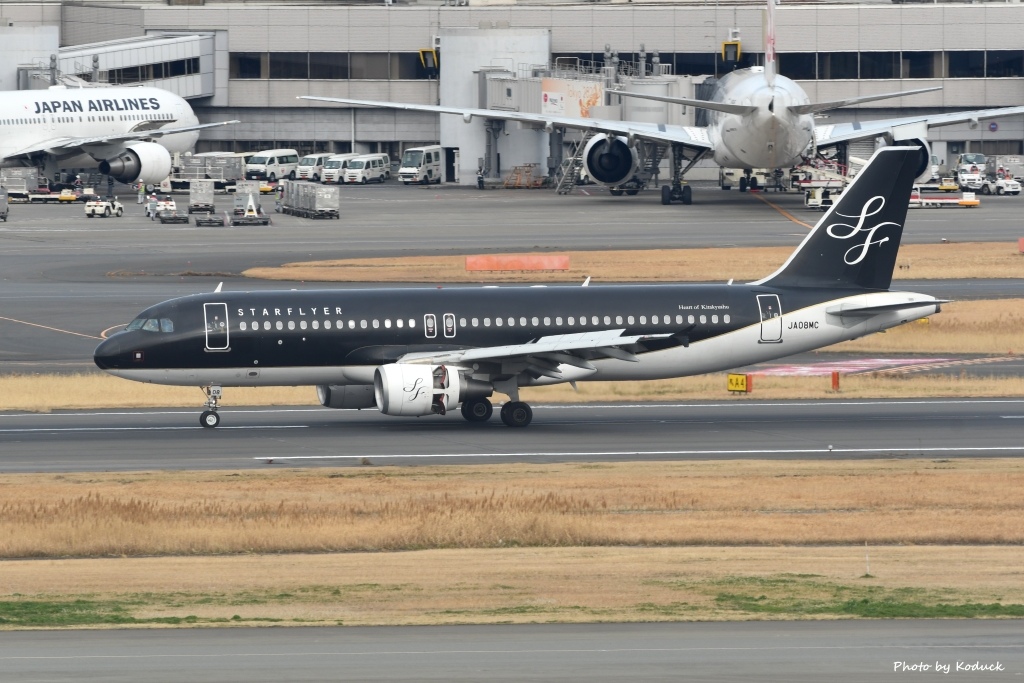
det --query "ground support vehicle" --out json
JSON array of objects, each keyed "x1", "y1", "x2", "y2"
[
  {"x1": 231, "y1": 193, "x2": 270, "y2": 226},
  {"x1": 804, "y1": 187, "x2": 838, "y2": 210},
  {"x1": 194, "y1": 212, "x2": 227, "y2": 227},
  {"x1": 146, "y1": 196, "x2": 176, "y2": 218},
  {"x1": 84, "y1": 197, "x2": 124, "y2": 218},
  {"x1": 399, "y1": 146, "x2": 442, "y2": 185},
  {"x1": 281, "y1": 182, "x2": 340, "y2": 218},
  {"x1": 986, "y1": 155, "x2": 1024, "y2": 182},
  {"x1": 158, "y1": 209, "x2": 190, "y2": 224},
  {"x1": 909, "y1": 188, "x2": 980, "y2": 208},
  {"x1": 0, "y1": 169, "x2": 38, "y2": 203},
  {"x1": 938, "y1": 177, "x2": 960, "y2": 192},
  {"x1": 188, "y1": 180, "x2": 216, "y2": 213},
  {"x1": 978, "y1": 177, "x2": 1021, "y2": 195}
]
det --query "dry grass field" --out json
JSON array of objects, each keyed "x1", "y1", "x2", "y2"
[
  {"x1": 3, "y1": 546, "x2": 1024, "y2": 627},
  {"x1": 242, "y1": 242, "x2": 1024, "y2": 284},
  {"x1": 3, "y1": 459, "x2": 1022, "y2": 558},
  {"x1": 2, "y1": 460, "x2": 1024, "y2": 627}
]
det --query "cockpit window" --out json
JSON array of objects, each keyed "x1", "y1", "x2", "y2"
[{"x1": 127, "y1": 318, "x2": 175, "y2": 333}]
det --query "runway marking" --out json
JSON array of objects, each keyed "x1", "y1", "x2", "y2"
[
  {"x1": 753, "y1": 194, "x2": 813, "y2": 229},
  {"x1": 0, "y1": 315, "x2": 102, "y2": 340},
  {"x1": 259, "y1": 445, "x2": 1024, "y2": 462},
  {"x1": 2, "y1": 643, "x2": 1022, "y2": 660},
  {"x1": 0, "y1": 425, "x2": 308, "y2": 433}
]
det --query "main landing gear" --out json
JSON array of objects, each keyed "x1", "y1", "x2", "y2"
[
  {"x1": 661, "y1": 143, "x2": 706, "y2": 206},
  {"x1": 460, "y1": 398, "x2": 533, "y2": 427},
  {"x1": 200, "y1": 385, "x2": 222, "y2": 428}
]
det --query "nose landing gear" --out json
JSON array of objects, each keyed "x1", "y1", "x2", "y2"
[{"x1": 200, "y1": 385, "x2": 222, "y2": 428}]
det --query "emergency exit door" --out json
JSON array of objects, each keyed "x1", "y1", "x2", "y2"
[
  {"x1": 757, "y1": 294, "x2": 783, "y2": 344},
  {"x1": 204, "y1": 303, "x2": 230, "y2": 350}
]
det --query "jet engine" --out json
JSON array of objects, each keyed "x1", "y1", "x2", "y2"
[
  {"x1": 373, "y1": 364, "x2": 491, "y2": 417},
  {"x1": 99, "y1": 142, "x2": 172, "y2": 184},
  {"x1": 902, "y1": 138, "x2": 933, "y2": 182},
  {"x1": 316, "y1": 384, "x2": 376, "y2": 410},
  {"x1": 582, "y1": 134, "x2": 640, "y2": 187}
]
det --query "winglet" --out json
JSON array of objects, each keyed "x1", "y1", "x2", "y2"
[
  {"x1": 214, "y1": 282, "x2": 223, "y2": 293},
  {"x1": 582, "y1": 276, "x2": 591, "y2": 287}
]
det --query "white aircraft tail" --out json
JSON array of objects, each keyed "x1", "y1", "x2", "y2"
[{"x1": 764, "y1": 0, "x2": 777, "y2": 87}]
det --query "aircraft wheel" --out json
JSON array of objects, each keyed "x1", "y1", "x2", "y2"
[
  {"x1": 461, "y1": 398, "x2": 493, "y2": 422},
  {"x1": 625, "y1": 189, "x2": 639, "y2": 196},
  {"x1": 200, "y1": 411, "x2": 220, "y2": 428},
  {"x1": 681, "y1": 185, "x2": 693, "y2": 205},
  {"x1": 739, "y1": 177, "x2": 748, "y2": 193},
  {"x1": 750, "y1": 176, "x2": 759, "y2": 190},
  {"x1": 500, "y1": 401, "x2": 532, "y2": 428},
  {"x1": 609, "y1": 188, "x2": 624, "y2": 197},
  {"x1": 661, "y1": 185, "x2": 672, "y2": 205}
]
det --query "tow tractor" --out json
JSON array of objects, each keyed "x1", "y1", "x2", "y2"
[{"x1": 84, "y1": 196, "x2": 124, "y2": 218}]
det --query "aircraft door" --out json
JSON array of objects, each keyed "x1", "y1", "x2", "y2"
[
  {"x1": 756, "y1": 294, "x2": 783, "y2": 343},
  {"x1": 424, "y1": 314, "x2": 437, "y2": 338},
  {"x1": 443, "y1": 313, "x2": 456, "y2": 338},
  {"x1": 204, "y1": 303, "x2": 230, "y2": 350}
]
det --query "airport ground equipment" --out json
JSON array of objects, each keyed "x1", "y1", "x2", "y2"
[
  {"x1": 158, "y1": 209, "x2": 190, "y2": 224},
  {"x1": 194, "y1": 212, "x2": 227, "y2": 227},
  {"x1": 84, "y1": 197, "x2": 124, "y2": 218},
  {"x1": 0, "y1": 169, "x2": 38, "y2": 203},
  {"x1": 280, "y1": 182, "x2": 340, "y2": 219},
  {"x1": 230, "y1": 193, "x2": 270, "y2": 226},
  {"x1": 232, "y1": 182, "x2": 260, "y2": 213},
  {"x1": 188, "y1": 180, "x2": 216, "y2": 213},
  {"x1": 0, "y1": 188, "x2": 8, "y2": 221}
]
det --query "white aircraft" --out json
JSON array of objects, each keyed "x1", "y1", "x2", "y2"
[
  {"x1": 299, "y1": 0, "x2": 1024, "y2": 205},
  {"x1": 0, "y1": 85, "x2": 237, "y2": 186}
]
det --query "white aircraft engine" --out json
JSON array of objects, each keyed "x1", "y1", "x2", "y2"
[
  {"x1": 316, "y1": 384, "x2": 376, "y2": 410},
  {"x1": 582, "y1": 134, "x2": 640, "y2": 187},
  {"x1": 373, "y1": 364, "x2": 492, "y2": 417},
  {"x1": 99, "y1": 142, "x2": 173, "y2": 184}
]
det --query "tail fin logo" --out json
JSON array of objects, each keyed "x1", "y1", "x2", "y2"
[{"x1": 825, "y1": 196, "x2": 899, "y2": 265}]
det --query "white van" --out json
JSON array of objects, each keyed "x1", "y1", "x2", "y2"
[
  {"x1": 296, "y1": 153, "x2": 331, "y2": 182},
  {"x1": 321, "y1": 153, "x2": 362, "y2": 184},
  {"x1": 245, "y1": 149, "x2": 300, "y2": 182},
  {"x1": 344, "y1": 154, "x2": 390, "y2": 184},
  {"x1": 399, "y1": 145, "x2": 443, "y2": 185}
]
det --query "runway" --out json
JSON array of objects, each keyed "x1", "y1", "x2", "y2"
[
  {"x1": 0, "y1": 620, "x2": 1020, "y2": 682},
  {"x1": 2, "y1": 398, "x2": 1022, "y2": 472}
]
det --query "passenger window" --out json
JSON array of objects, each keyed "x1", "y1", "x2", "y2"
[
  {"x1": 724, "y1": 315, "x2": 731, "y2": 324},
  {"x1": 603, "y1": 316, "x2": 611, "y2": 325},
  {"x1": 532, "y1": 317, "x2": 539, "y2": 326},
  {"x1": 397, "y1": 319, "x2": 404, "y2": 328},
  {"x1": 520, "y1": 317, "x2": 527, "y2": 327},
  {"x1": 640, "y1": 316, "x2": 647, "y2": 324},
  {"x1": 591, "y1": 316, "x2": 598, "y2": 325},
  {"x1": 700, "y1": 315, "x2": 707, "y2": 324},
  {"x1": 712, "y1": 315, "x2": 719, "y2": 324},
  {"x1": 615, "y1": 316, "x2": 622, "y2": 325},
  {"x1": 484, "y1": 318, "x2": 491, "y2": 327},
  {"x1": 495, "y1": 318, "x2": 503, "y2": 327},
  {"x1": 288, "y1": 321, "x2": 295, "y2": 330},
  {"x1": 676, "y1": 315, "x2": 683, "y2": 324},
  {"x1": 568, "y1": 317, "x2": 574, "y2": 326},
  {"x1": 688, "y1": 315, "x2": 695, "y2": 324}
]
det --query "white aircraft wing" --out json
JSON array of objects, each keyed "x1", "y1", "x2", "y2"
[
  {"x1": 398, "y1": 328, "x2": 676, "y2": 373},
  {"x1": 815, "y1": 106, "x2": 1024, "y2": 147},
  {"x1": 300, "y1": 96, "x2": 713, "y2": 151},
  {"x1": 2, "y1": 120, "x2": 240, "y2": 160}
]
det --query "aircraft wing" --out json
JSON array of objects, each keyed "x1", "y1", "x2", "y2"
[
  {"x1": 816, "y1": 106, "x2": 1024, "y2": 147},
  {"x1": 1, "y1": 120, "x2": 240, "y2": 160},
  {"x1": 300, "y1": 96, "x2": 713, "y2": 151},
  {"x1": 398, "y1": 328, "x2": 675, "y2": 374}
]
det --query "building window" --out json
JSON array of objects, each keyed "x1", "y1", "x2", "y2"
[
  {"x1": 860, "y1": 52, "x2": 899, "y2": 80},
  {"x1": 819, "y1": 52, "x2": 858, "y2": 79},
  {"x1": 780, "y1": 53, "x2": 816, "y2": 80},
  {"x1": 310, "y1": 52, "x2": 349, "y2": 79},
  {"x1": 902, "y1": 51, "x2": 937, "y2": 79},
  {"x1": 350, "y1": 53, "x2": 389, "y2": 79},
  {"x1": 231, "y1": 53, "x2": 264, "y2": 79},
  {"x1": 949, "y1": 51, "x2": 985, "y2": 78},
  {"x1": 674, "y1": 53, "x2": 717, "y2": 77},
  {"x1": 390, "y1": 53, "x2": 425, "y2": 79},
  {"x1": 987, "y1": 50, "x2": 1024, "y2": 77},
  {"x1": 269, "y1": 52, "x2": 309, "y2": 79}
]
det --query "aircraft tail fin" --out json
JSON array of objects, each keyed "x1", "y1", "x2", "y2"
[
  {"x1": 752, "y1": 146, "x2": 920, "y2": 291},
  {"x1": 764, "y1": 0, "x2": 777, "y2": 87}
]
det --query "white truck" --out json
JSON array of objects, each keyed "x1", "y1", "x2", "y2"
[
  {"x1": 399, "y1": 145, "x2": 443, "y2": 185},
  {"x1": 84, "y1": 197, "x2": 124, "y2": 218}
]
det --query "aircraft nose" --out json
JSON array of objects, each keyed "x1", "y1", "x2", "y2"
[{"x1": 93, "y1": 336, "x2": 122, "y2": 370}]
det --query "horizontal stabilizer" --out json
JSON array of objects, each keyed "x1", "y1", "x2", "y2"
[
  {"x1": 789, "y1": 87, "x2": 941, "y2": 116},
  {"x1": 612, "y1": 90, "x2": 756, "y2": 117},
  {"x1": 826, "y1": 299, "x2": 951, "y2": 317}
]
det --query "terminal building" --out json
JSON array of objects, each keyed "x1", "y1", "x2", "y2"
[{"x1": 2, "y1": 0, "x2": 1022, "y2": 183}]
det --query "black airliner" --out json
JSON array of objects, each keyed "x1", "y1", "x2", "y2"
[{"x1": 95, "y1": 147, "x2": 942, "y2": 428}]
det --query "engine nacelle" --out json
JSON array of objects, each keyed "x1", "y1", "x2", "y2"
[
  {"x1": 373, "y1": 364, "x2": 491, "y2": 417},
  {"x1": 582, "y1": 134, "x2": 640, "y2": 187},
  {"x1": 316, "y1": 384, "x2": 376, "y2": 410},
  {"x1": 904, "y1": 138, "x2": 933, "y2": 182},
  {"x1": 99, "y1": 142, "x2": 172, "y2": 184}
]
